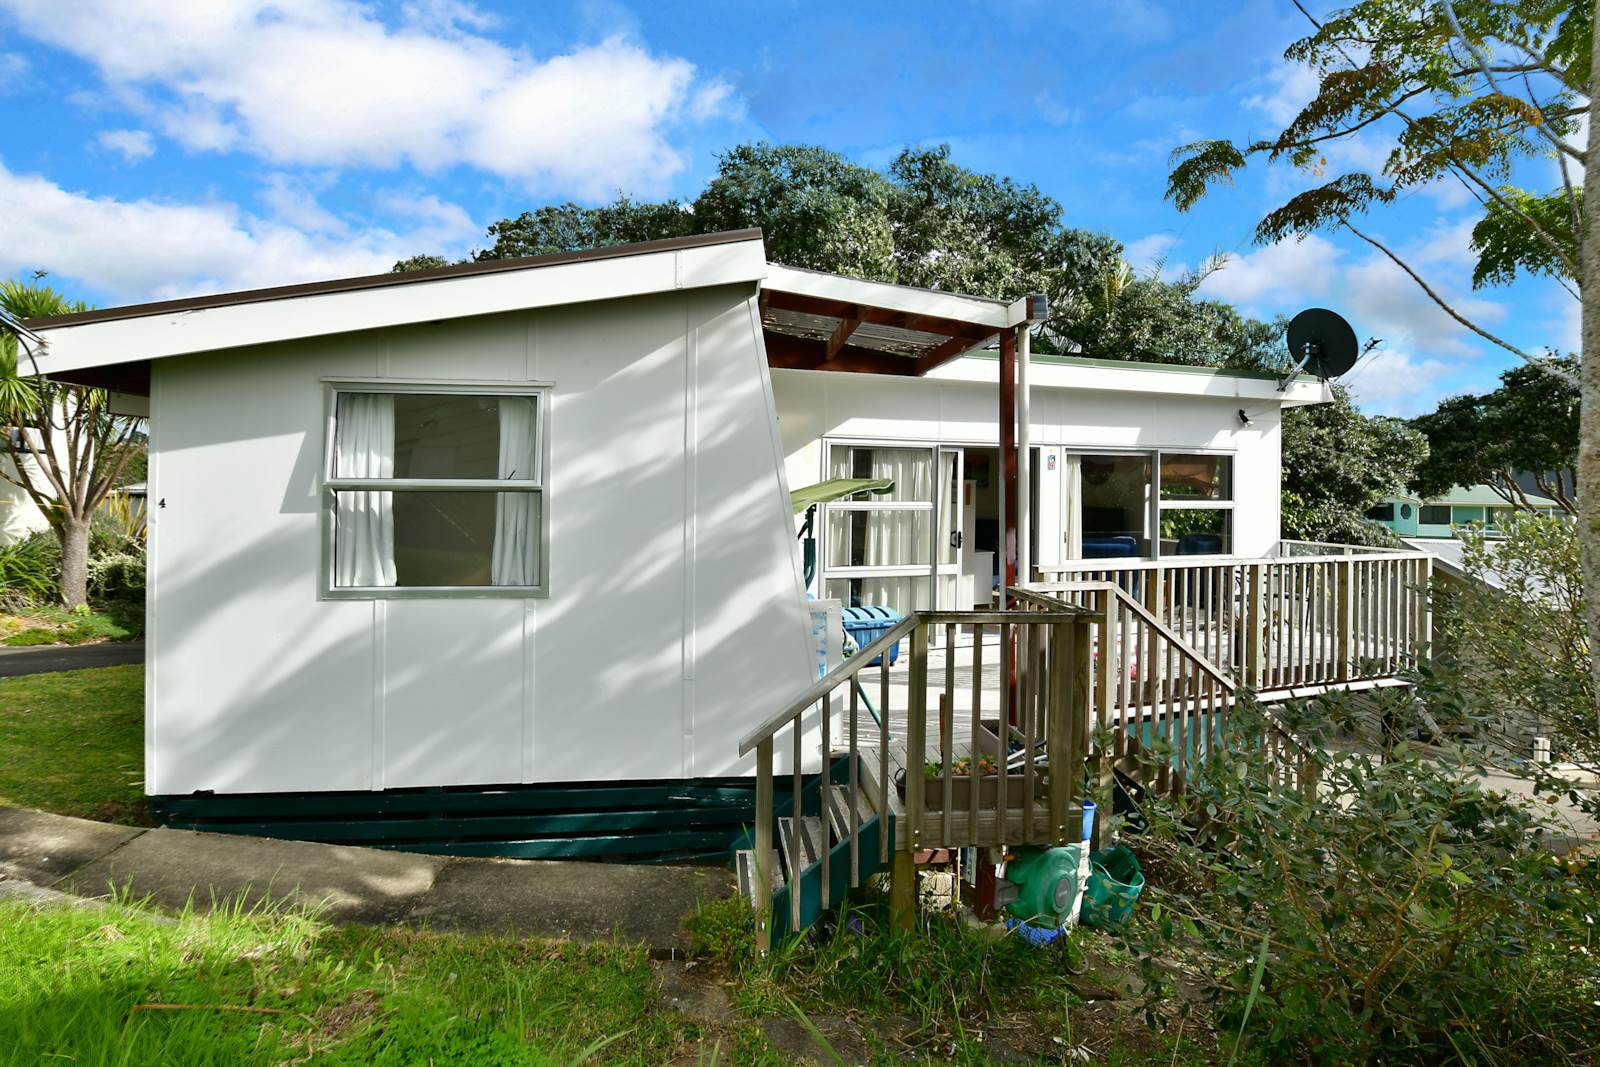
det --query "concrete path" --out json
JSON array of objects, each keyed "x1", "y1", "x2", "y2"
[
  {"x1": 0, "y1": 806, "x2": 731, "y2": 954},
  {"x1": 0, "y1": 640, "x2": 144, "y2": 677}
]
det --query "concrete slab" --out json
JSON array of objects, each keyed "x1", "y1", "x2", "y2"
[
  {"x1": 0, "y1": 807, "x2": 146, "y2": 884},
  {"x1": 62, "y1": 827, "x2": 445, "y2": 923},
  {"x1": 408, "y1": 856, "x2": 734, "y2": 953}
]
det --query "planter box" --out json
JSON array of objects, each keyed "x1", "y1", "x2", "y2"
[{"x1": 904, "y1": 774, "x2": 1048, "y2": 811}]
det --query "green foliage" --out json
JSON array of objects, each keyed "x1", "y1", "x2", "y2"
[
  {"x1": 1119, "y1": 697, "x2": 1600, "y2": 1064},
  {"x1": 1166, "y1": 0, "x2": 1588, "y2": 305},
  {"x1": 1281, "y1": 384, "x2": 1423, "y2": 544},
  {"x1": 1410, "y1": 356, "x2": 1579, "y2": 510},
  {"x1": 0, "y1": 531, "x2": 60, "y2": 609},
  {"x1": 391, "y1": 253, "x2": 451, "y2": 272},
  {"x1": 697, "y1": 144, "x2": 894, "y2": 279},
  {"x1": 684, "y1": 895, "x2": 758, "y2": 968},
  {"x1": 2, "y1": 605, "x2": 139, "y2": 646},
  {"x1": 1438, "y1": 514, "x2": 1593, "y2": 761},
  {"x1": 1471, "y1": 186, "x2": 1581, "y2": 287},
  {"x1": 735, "y1": 891, "x2": 1085, "y2": 1037},
  {"x1": 86, "y1": 550, "x2": 145, "y2": 604},
  {"x1": 396, "y1": 141, "x2": 1286, "y2": 372}
]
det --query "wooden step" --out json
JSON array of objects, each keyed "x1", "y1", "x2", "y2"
[
  {"x1": 734, "y1": 848, "x2": 783, "y2": 906},
  {"x1": 826, "y1": 785, "x2": 875, "y2": 843},
  {"x1": 776, "y1": 815, "x2": 826, "y2": 879}
]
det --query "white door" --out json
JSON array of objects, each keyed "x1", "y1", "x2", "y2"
[
  {"x1": 935, "y1": 448, "x2": 965, "y2": 610},
  {"x1": 821, "y1": 441, "x2": 936, "y2": 616}
]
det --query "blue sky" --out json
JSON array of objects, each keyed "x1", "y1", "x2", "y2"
[{"x1": 0, "y1": 0, "x2": 1575, "y2": 416}]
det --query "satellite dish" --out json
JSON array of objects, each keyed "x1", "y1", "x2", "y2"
[{"x1": 1285, "y1": 308, "x2": 1359, "y2": 380}]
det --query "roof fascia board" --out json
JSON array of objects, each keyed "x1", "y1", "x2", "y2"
[
  {"x1": 33, "y1": 239, "x2": 767, "y2": 374},
  {"x1": 923, "y1": 354, "x2": 1331, "y2": 405},
  {"x1": 762, "y1": 263, "x2": 1009, "y2": 332}
]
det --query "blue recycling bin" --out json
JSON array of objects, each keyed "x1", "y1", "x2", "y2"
[{"x1": 841, "y1": 605, "x2": 902, "y2": 666}]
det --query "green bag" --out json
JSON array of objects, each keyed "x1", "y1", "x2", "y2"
[{"x1": 1078, "y1": 845, "x2": 1144, "y2": 929}]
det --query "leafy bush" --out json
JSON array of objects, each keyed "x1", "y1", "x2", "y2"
[
  {"x1": 1119, "y1": 698, "x2": 1600, "y2": 1064},
  {"x1": 0, "y1": 531, "x2": 61, "y2": 609},
  {"x1": 87, "y1": 550, "x2": 145, "y2": 604},
  {"x1": 1436, "y1": 514, "x2": 1592, "y2": 763}
]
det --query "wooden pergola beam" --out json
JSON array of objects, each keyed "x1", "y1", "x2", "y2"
[
  {"x1": 824, "y1": 316, "x2": 862, "y2": 360},
  {"x1": 761, "y1": 289, "x2": 995, "y2": 342},
  {"x1": 763, "y1": 333, "x2": 922, "y2": 376}
]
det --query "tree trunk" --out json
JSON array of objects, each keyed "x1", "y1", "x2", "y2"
[
  {"x1": 58, "y1": 516, "x2": 91, "y2": 609},
  {"x1": 1582, "y1": 7, "x2": 1600, "y2": 726}
]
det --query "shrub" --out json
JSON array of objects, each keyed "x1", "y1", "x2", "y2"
[
  {"x1": 87, "y1": 550, "x2": 145, "y2": 604},
  {"x1": 0, "y1": 531, "x2": 61, "y2": 609},
  {"x1": 1118, "y1": 698, "x2": 1600, "y2": 1064}
]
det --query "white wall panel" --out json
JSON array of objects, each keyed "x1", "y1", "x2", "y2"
[{"x1": 148, "y1": 286, "x2": 816, "y2": 795}]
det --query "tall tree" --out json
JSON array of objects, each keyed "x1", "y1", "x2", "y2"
[
  {"x1": 1, "y1": 281, "x2": 145, "y2": 607},
  {"x1": 1165, "y1": 0, "x2": 1598, "y2": 710},
  {"x1": 1282, "y1": 384, "x2": 1427, "y2": 545},
  {"x1": 1411, "y1": 356, "x2": 1580, "y2": 511}
]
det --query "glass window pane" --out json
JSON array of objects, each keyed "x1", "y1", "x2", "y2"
[
  {"x1": 333, "y1": 490, "x2": 541, "y2": 588},
  {"x1": 1159, "y1": 508, "x2": 1231, "y2": 555},
  {"x1": 335, "y1": 392, "x2": 538, "y2": 481},
  {"x1": 1419, "y1": 505, "x2": 1451, "y2": 525},
  {"x1": 1160, "y1": 453, "x2": 1231, "y2": 501},
  {"x1": 827, "y1": 446, "x2": 933, "y2": 502},
  {"x1": 825, "y1": 576, "x2": 930, "y2": 615},
  {"x1": 1079, "y1": 454, "x2": 1151, "y2": 558},
  {"x1": 826, "y1": 509, "x2": 933, "y2": 567},
  {"x1": 1365, "y1": 502, "x2": 1396, "y2": 521}
]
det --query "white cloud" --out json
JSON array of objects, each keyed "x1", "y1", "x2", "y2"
[
  {"x1": 1342, "y1": 346, "x2": 1462, "y2": 417},
  {"x1": 0, "y1": 0, "x2": 740, "y2": 199},
  {"x1": 1035, "y1": 90, "x2": 1081, "y2": 126},
  {"x1": 1123, "y1": 232, "x2": 1180, "y2": 274},
  {"x1": 0, "y1": 52, "x2": 26, "y2": 93},
  {"x1": 93, "y1": 128, "x2": 154, "y2": 163},
  {"x1": 1243, "y1": 62, "x2": 1318, "y2": 126},
  {"x1": 0, "y1": 160, "x2": 480, "y2": 303},
  {"x1": 1195, "y1": 234, "x2": 1344, "y2": 307}
]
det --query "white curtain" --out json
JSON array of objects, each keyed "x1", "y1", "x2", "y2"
[
  {"x1": 861, "y1": 448, "x2": 932, "y2": 569},
  {"x1": 491, "y1": 397, "x2": 539, "y2": 586},
  {"x1": 334, "y1": 393, "x2": 396, "y2": 587},
  {"x1": 1062, "y1": 454, "x2": 1083, "y2": 560}
]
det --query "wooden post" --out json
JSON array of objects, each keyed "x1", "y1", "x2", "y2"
[
  {"x1": 1245, "y1": 563, "x2": 1265, "y2": 690},
  {"x1": 890, "y1": 849, "x2": 917, "y2": 930},
  {"x1": 754, "y1": 738, "x2": 774, "y2": 955},
  {"x1": 1336, "y1": 558, "x2": 1354, "y2": 682},
  {"x1": 906, "y1": 623, "x2": 928, "y2": 854},
  {"x1": 1046, "y1": 619, "x2": 1073, "y2": 845},
  {"x1": 999, "y1": 328, "x2": 1019, "y2": 599},
  {"x1": 1093, "y1": 588, "x2": 1114, "y2": 850}
]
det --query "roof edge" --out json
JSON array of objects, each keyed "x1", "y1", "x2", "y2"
[{"x1": 28, "y1": 228, "x2": 764, "y2": 331}]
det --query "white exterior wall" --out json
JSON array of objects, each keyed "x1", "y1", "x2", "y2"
[
  {"x1": 0, "y1": 455, "x2": 50, "y2": 546},
  {"x1": 772, "y1": 363, "x2": 1284, "y2": 559},
  {"x1": 146, "y1": 284, "x2": 815, "y2": 795}
]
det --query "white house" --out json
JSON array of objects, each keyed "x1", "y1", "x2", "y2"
[{"x1": 25, "y1": 230, "x2": 1333, "y2": 857}]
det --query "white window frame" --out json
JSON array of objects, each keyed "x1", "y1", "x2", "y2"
[
  {"x1": 1154, "y1": 449, "x2": 1235, "y2": 560},
  {"x1": 320, "y1": 378, "x2": 552, "y2": 600}
]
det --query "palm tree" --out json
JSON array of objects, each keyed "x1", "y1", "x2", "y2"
[{"x1": 1, "y1": 280, "x2": 145, "y2": 607}]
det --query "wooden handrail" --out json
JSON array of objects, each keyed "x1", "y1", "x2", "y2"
[
  {"x1": 738, "y1": 607, "x2": 1092, "y2": 756},
  {"x1": 1018, "y1": 582, "x2": 1237, "y2": 692}
]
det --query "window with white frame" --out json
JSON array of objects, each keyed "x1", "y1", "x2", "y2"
[
  {"x1": 1157, "y1": 453, "x2": 1232, "y2": 556},
  {"x1": 324, "y1": 384, "x2": 548, "y2": 597}
]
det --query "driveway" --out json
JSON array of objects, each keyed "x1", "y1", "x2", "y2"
[{"x1": 0, "y1": 640, "x2": 144, "y2": 678}]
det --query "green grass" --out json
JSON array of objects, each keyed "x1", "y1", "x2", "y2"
[
  {"x1": 0, "y1": 664, "x2": 146, "y2": 824},
  {"x1": 0, "y1": 602, "x2": 143, "y2": 646},
  {"x1": 0, "y1": 894, "x2": 776, "y2": 1066}
]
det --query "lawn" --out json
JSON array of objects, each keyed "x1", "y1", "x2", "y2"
[
  {"x1": 0, "y1": 895, "x2": 776, "y2": 1066},
  {"x1": 0, "y1": 663, "x2": 146, "y2": 824}
]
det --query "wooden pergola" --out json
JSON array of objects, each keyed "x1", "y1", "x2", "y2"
[{"x1": 758, "y1": 264, "x2": 1046, "y2": 595}]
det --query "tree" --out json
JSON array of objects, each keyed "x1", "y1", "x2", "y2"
[
  {"x1": 1282, "y1": 384, "x2": 1426, "y2": 545},
  {"x1": 1164, "y1": 0, "x2": 1599, "y2": 715},
  {"x1": 0, "y1": 281, "x2": 145, "y2": 607},
  {"x1": 1411, "y1": 355, "x2": 1580, "y2": 512}
]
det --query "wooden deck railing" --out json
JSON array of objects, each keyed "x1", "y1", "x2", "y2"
[
  {"x1": 1032, "y1": 550, "x2": 1431, "y2": 695},
  {"x1": 1015, "y1": 582, "x2": 1323, "y2": 808},
  {"x1": 736, "y1": 608, "x2": 1095, "y2": 951}
]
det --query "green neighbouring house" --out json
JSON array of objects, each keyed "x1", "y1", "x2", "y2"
[{"x1": 1366, "y1": 483, "x2": 1564, "y2": 540}]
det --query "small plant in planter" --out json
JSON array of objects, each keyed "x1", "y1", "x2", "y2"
[{"x1": 902, "y1": 755, "x2": 1043, "y2": 809}]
